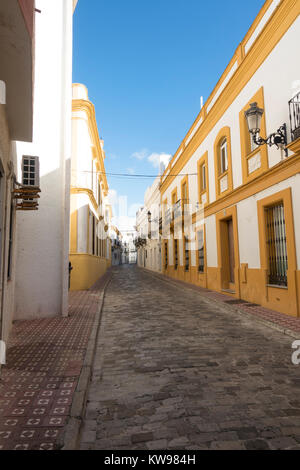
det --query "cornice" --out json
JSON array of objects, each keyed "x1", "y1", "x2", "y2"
[
  {"x1": 160, "y1": 0, "x2": 299, "y2": 194},
  {"x1": 71, "y1": 186, "x2": 100, "y2": 215}
]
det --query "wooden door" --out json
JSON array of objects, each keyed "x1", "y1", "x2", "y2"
[{"x1": 227, "y1": 219, "x2": 235, "y2": 284}]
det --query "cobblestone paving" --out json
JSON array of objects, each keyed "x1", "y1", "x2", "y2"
[{"x1": 80, "y1": 265, "x2": 300, "y2": 450}]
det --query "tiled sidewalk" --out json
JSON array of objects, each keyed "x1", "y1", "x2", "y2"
[
  {"x1": 149, "y1": 270, "x2": 300, "y2": 335},
  {"x1": 0, "y1": 271, "x2": 111, "y2": 450}
]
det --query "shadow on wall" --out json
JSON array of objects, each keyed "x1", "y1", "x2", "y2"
[{"x1": 14, "y1": 165, "x2": 70, "y2": 321}]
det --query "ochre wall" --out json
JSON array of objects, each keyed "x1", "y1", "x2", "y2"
[
  {"x1": 161, "y1": 264, "x2": 300, "y2": 318},
  {"x1": 69, "y1": 254, "x2": 109, "y2": 291}
]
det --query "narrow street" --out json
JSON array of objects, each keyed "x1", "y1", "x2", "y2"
[{"x1": 80, "y1": 265, "x2": 300, "y2": 450}]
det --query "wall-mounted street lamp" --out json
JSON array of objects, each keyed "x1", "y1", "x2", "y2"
[{"x1": 245, "y1": 102, "x2": 288, "y2": 157}]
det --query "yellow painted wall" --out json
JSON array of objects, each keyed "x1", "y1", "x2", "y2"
[
  {"x1": 69, "y1": 253, "x2": 109, "y2": 291},
  {"x1": 162, "y1": 263, "x2": 300, "y2": 317}
]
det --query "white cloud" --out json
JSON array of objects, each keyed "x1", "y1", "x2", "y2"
[
  {"x1": 131, "y1": 148, "x2": 148, "y2": 160},
  {"x1": 126, "y1": 168, "x2": 135, "y2": 175},
  {"x1": 148, "y1": 152, "x2": 172, "y2": 169}
]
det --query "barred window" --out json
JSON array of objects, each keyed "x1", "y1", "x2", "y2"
[
  {"x1": 197, "y1": 230, "x2": 204, "y2": 273},
  {"x1": 185, "y1": 237, "x2": 189, "y2": 271},
  {"x1": 265, "y1": 203, "x2": 288, "y2": 287},
  {"x1": 174, "y1": 239, "x2": 178, "y2": 270},
  {"x1": 164, "y1": 242, "x2": 168, "y2": 269}
]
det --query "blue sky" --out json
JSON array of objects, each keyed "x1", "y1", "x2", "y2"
[{"x1": 73, "y1": 0, "x2": 265, "y2": 230}]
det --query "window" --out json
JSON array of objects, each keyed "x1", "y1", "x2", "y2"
[
  {"x1": 174, "y1": 239, "x2": 178, "y2": 270},
  {"x1": 181, "y1": 176, "x2": 189, "y2": 215},
  {"x1": 197, "y1": 230, "x2": 205, "y2": 273},
  {"x1": 22, "y1": 156, "x2": 40, "y2": 187},
  {"x1": 220, "y1": 139, "x2": 228, "y2": 175},
  {"x1": 184, "y1": 237, "x2": 189, "y2": 271},
  {"x1": 164, "y1": 242, "x2": 168, "y2": 269},
  {"x1": 197, "y1": 152, "x2": 209, "y2": 205},
  {"x1": 214, "y1": 127, "x2": 233, "y2": 198},
  {"x1": 239, "y1": 87, "x2": 268, "y2": 183},
  {"x1": 171, "y1": 190, "x2": 177, "y2": 220},
  {"x1": 265, "y1": 203, "x2": 288, "y2": 287},
  {"x1": 201, "y1": 163, "x2": 207, "y2": 190},
  {"x1": 182, "y1": 183, "x2": 187, "y2": 202},
  {"x1": 98, "y1": 183, "x2": 101, "y2": 206}
]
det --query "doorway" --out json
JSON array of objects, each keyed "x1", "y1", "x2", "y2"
[
  {"x1": 217, "y1": 211, "x2": 239, "y2": 294},
  {"x1": 227, "y1": 218, "x2": 235, "y2": 286}
]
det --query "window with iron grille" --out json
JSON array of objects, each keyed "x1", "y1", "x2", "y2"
[
  {"x1": 185, "y1": 237, "x2": 189, "y2": 271},
  {"x1": 22, "y1": 156, "x2": 40, "y2": 187},
  {"x1": 197, "y1": 230, "x2": 204, "y2": 273},
  {"x1": 164, "y1": 242, "x2": 168, "y2": 269},
  {"x1": 174, "y1": 239, "x2": 178, "y2": 270},
  {"x1": 265, "y1": 203, "x2": 288, "y2": 287}
]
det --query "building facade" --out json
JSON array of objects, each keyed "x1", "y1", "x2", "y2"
[
  {"x1": 136, "y1": 177, "x2": 161, "y2": 273},
  {"x1": 111, "y1": 226, "x2": 123, "y2": 266},
  {"x1": 70, "y1": 84, "x2": 112, "y2": 290},
  {"x1": 121, "y1": 232, "x2": 137, "y2": 265},
  {"x1": 158, "y1": 0, "x2": 300, "y2": 317},
  {"x1": 14, "y1": 0, "x2": 78, "y2": 321},
  {"x1": 0, "y1": 0, "x2": 35, "y2": 351}
]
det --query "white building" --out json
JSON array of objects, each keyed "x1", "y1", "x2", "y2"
[
  {"x1": 69, "y1": 83, "x2": 112, "y2": 290},
  {"x1": 0, "y1": 0, "x2": 35, "y2": 350},
  {"x1": 14, "y1": 0, "x2": 78, "y2": 320},
  {"x1": 136, "y1": 176, "x2": 161, "y2": 272},
  {"x1": 121, "y1": 231, "x2": 137, "y2": 265},
  {"x1": 110, "y1": 227, "x2": 123, "y2": 266},
  {"x1": 159, "y1": 0, "x2": 300, "y2": 318}
]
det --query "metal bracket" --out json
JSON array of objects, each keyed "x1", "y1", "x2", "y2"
[{"x1": 253, "y1": 123, "x2": 288, "y2": 157}]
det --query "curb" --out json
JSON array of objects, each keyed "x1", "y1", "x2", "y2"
[
  {"x1": 140, "y1": 267, "x2": 300, "y2": 340},
  {"x1": 61, "y1": 273, "x2": 113, "y2": 450}
]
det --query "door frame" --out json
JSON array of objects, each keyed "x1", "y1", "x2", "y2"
[{"x1": 216, "y1": 205, "x2": 240, "y2": 297}]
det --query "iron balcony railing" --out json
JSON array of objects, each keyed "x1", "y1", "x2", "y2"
[
  {"x1": 163, "y1": 208, "x2": 172, "y2": 226},
  {"x1": 173, "y1": 200, "x2": 182, "y2": 219},
  {"x1": 289, "y1": 91, "x2": 300, "y2": 141}
]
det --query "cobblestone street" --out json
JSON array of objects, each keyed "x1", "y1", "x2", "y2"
[{"x1": 80, "y1": 265, "x2": 300, "y2": 450}]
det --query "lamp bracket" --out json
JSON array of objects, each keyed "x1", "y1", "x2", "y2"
[{"x1": 252, "y1": 123, "x2": 288, "y2": 156}]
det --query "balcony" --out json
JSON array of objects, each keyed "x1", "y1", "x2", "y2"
[
  {"x1": 289, "y1": 92, "x2": 300, "y2": 142},
  {"x1": 164, "y1": 208, "x2": 172, "y2": 226},
  {"x1": 173, "y1": 199, "x2": 190, "y2": 220},
  {"x1": 173, "y1": 200, "x2": 182, "y2": 220}
]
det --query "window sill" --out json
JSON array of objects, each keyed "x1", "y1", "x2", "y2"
[{"x1": 267, "y1": 284, "x2": 288, "y2": 290}]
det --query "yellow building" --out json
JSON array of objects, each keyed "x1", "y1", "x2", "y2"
[
  {"x1": 159, "y1": 0, "x2": 300, "y2": 317},
  {"x1": 69, "y1": 84, "x2": 112, "y2": 290}
]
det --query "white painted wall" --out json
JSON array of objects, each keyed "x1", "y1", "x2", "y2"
[
  {"x1": 161, "y1": 15, "x2": 300, "y2": 270},
  {"x1": 14, "y1": 0, "x2": 75, "y2": 320}
]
